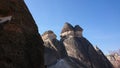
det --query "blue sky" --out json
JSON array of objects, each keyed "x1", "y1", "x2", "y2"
[{"x1": 25, "y1": 0, "x2": 120, "y2": 54}]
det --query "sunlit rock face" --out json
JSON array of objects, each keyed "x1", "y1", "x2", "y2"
[
  {"x1": 42, "y1": 30, "x2": 57, "y2": 41},
  {"x1": 0, "y1": 0, "x2": 45, "y2": 68},
  {"x1": 42, "y1": 30, "x2": 78, "y2": 68},
  {"x1": 60, "y1": 23, "x2": 113, "y2": 68},
  {"x1": 42, "y1": 30, "x2": 60, "y2": 67}
]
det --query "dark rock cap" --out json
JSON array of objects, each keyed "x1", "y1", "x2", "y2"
[
  {"x1": 61, "y1": 22, "x2": 74, "y2": 34},
  {"x1": 42, "y1": 30, "x2": 54, "y2": 36},
  {"x1": 74, "y1": 25, "x2": 83, "y2": 31}
]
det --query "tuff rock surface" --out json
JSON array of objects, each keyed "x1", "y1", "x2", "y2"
[
  {"x1": 60, "y1": 23, "x2": 113, "y2": 68},
  {"x1": 42, "y1": 30, "x2": 72, "y2": 68},
  {"x1": 42, "y1": 23, "x2": 113, "y2": 68},
  {"x1": 0, "y1": 0, "x2": 45, "y2": 68},
  {"x1": 42, "y1": 30, "x2": 60, "y2": 67}
]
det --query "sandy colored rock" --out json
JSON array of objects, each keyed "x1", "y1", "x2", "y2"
[{"x1": 42, "y1": 30, "x2": 60, "y2": 67}]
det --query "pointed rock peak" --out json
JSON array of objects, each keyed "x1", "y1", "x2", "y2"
[
  {"x1": 61, "y1": 22, "x2": 74, "y2": 34},
  {"x1": 74, "y1": 25, "x2": 83, "y2": 31},
  {"x1": 42, "y1": 30, "x2": 57, "y2": 41}
]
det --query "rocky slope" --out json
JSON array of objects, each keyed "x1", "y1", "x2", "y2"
[
  {"x1": 0, "y1": 0, "x2": 45, "y2": 68},
  {"x1": 94, "y1": 46, "x2": 113, "y2": 68}
]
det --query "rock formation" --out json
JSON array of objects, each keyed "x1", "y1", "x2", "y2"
[
  {"x1": 42, "y1": 23, "x2": 113, "y2": 68},
  {"x1": 60, "y1": 22, "x2": 113, "y2": 68},
  {"x1": 42, "y1": 30, "x2": 60, "y2": 67},
  {"x1": 42, "y1": 30, "x2": 78, "y2": 68},
  {"x1": 0, "y1": 0, "x2": 45, "y2": 68},
  {"x1": 94, "y1": 46, "x2": 113, "y2": 68},
  {"x1": 107, "y1": 53, "x2": 120, "y2": 68}
]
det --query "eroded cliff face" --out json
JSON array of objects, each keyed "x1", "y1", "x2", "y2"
[
  {"x1": 60, "y1": 23, "x2": 113, "y2": 68},
  {"x1": 0, "y1": 0, "x2": 45, "y2": 68}
]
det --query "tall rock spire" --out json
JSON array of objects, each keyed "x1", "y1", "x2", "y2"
[{"x1": 0, "y1": 0, "x2": 45, "y2": 68}]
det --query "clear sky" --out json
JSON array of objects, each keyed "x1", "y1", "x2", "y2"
[{"x1": 24, "y1": 0, "x2": 120, "y2": 54}]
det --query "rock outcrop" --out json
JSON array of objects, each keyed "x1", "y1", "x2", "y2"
[
  {"x1": 42, "y1": 30, "x2": 60, "y2": 67},
  {"x1": 42, "y1": 30, "x2": 77, "y2": 68},
  {"x1": 43, "y1": 23, "x2": 113, "y2": 68},
  {"x1": 60, "y1": 22, "x2": 113, "y2": 68},
  {"x1": 107, "y1": 53, "x2": 120, "y2": 68},
  {"x1": 94, "y1": 46, "x2": 113, "y2": 68},
  {"x1": 0, "y1": 0, "x2": 45, "y2": 68}
]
